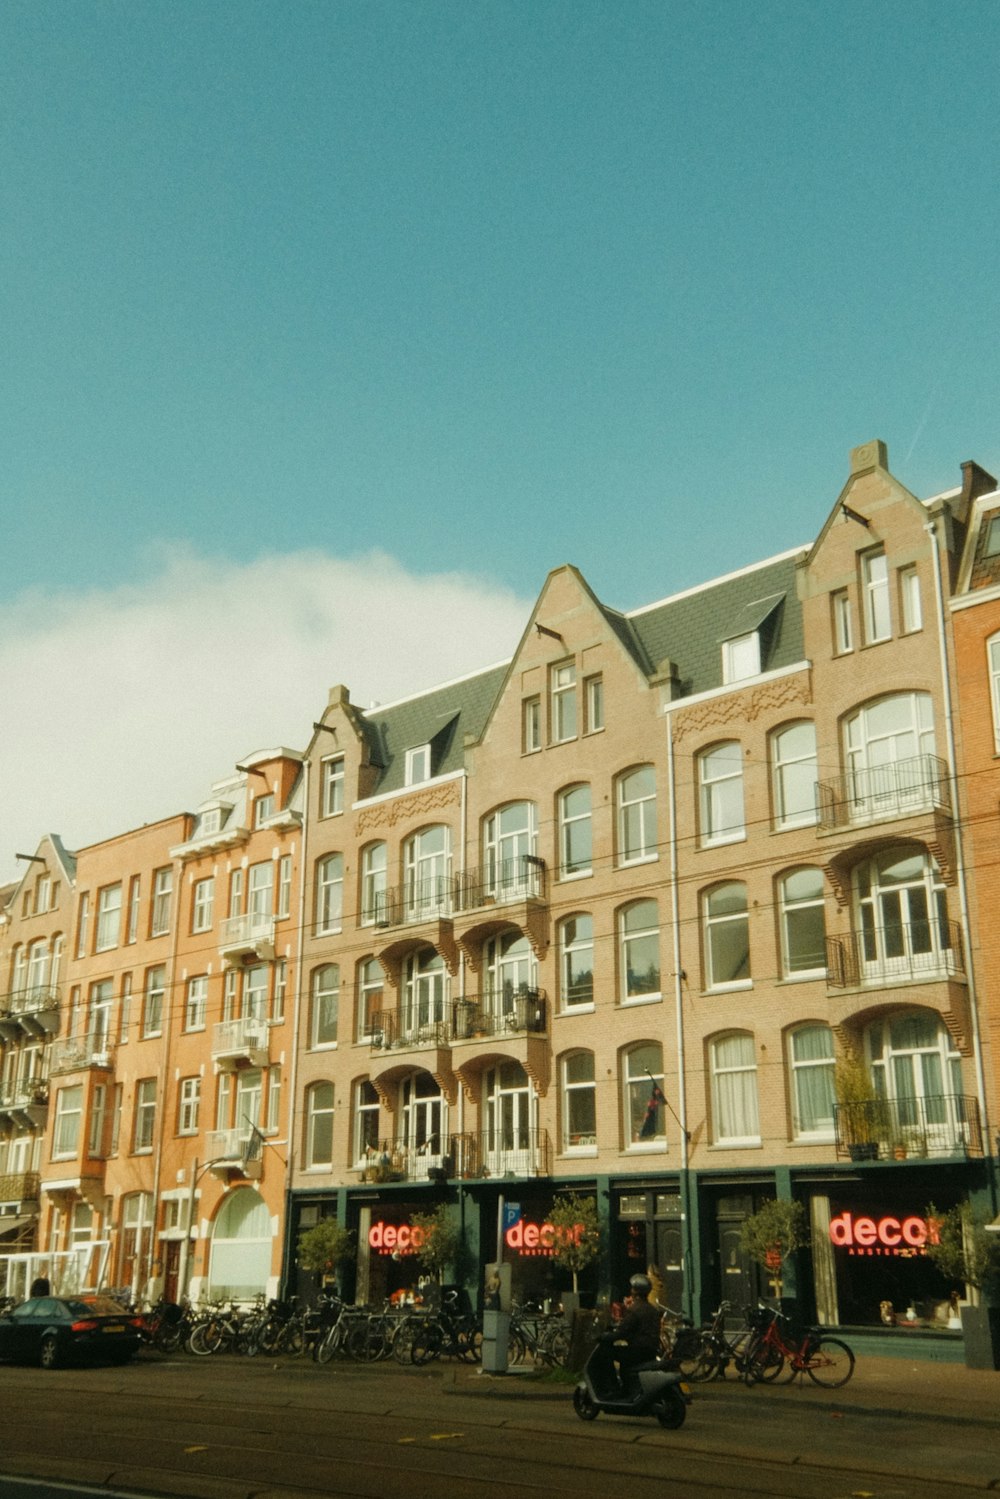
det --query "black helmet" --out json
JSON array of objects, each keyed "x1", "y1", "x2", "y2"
[{"x1": 628, "y1": 1273, "x2": 652, "y2": 1297}]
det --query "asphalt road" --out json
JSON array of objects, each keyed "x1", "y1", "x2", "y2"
[{"x1": 1, "y1": 1354, "x2": 997, "y2": 1499}]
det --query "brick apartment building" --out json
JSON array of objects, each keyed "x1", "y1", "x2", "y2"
[{"x1": 3, "y1": 438, "x2": 999, "y2": 1348}]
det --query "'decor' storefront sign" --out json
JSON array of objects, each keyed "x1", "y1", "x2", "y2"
[{"x1": 828, "y1": 1211, "x2": 941, "y2": 1257}]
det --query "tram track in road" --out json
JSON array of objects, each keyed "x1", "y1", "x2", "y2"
[{"x1": 0, "y1": 1361, "x2": 994, "y2": 1499}]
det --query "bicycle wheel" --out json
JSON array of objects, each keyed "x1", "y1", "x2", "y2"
[
  {"x1": 189, "y1": 1319, "x2": 224, "y2": 1356},
  {"x1": 681, "y1": 1337, "x2": 720, "y2": 1382},
  {"x1": 457, "y1": 1324, "x2": 483, "y2": 1363},
  {"x1": 282, "y1": 1320, "x2": 307, "y2": 1357},
  {"x1": 410, "y1": 1319, "x2": 444, "y2": 1365},
  {"x1": 314, "y1": 1325, "x2": 340, "y2": 1365},
  {"x1": 805, "y1": 1336, "x2": 855, "y2": 1389},
  {"x1": 538, "y1": 1324, "x2": 569, "y2": 1369},
  {"x1": 391, "y1": 1317, "x2": 418, "y2": 1365},
  {"x1": 506, "y1": 1329, "x2": 528, "y2": 1366},
  {"x1": 742, "y1": 1339, "x2": 784, "y2": 1385}
]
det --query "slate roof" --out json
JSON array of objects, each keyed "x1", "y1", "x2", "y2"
[{"x1": 358, "y1": 550, "x2": 807, "y2": 793}]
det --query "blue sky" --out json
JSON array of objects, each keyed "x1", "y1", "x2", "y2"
[{"x1": 3, "y1": 0, "x2": 999, "y2": 874}]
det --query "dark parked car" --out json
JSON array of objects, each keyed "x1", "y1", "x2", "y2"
[{"x1": 0, "y1": 1294, "x2": 143, "y2": 1368}]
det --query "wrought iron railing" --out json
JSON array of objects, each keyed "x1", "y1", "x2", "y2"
[
  {"x1": 452, "y1": 856, "x2": 546, "y2": 911},
  {"x1": 0, "y1": 1171, "x2": 40, "y2": 1205},
  {"x1": 834, "y1": 1093, "x2": 982, "y2": 1159},
  {"x1": 369, "y1": 1012, "x2": 448, "y2": 1052},
  {"x1": 0, "y1": 1081, "x2": 49, "y2": 1111},
  {"x1": 451, "y1": 989, "x2": 547, "y2": 1040},
  {"x1": 358, "y1": 1129, "x2": 551, "y2": 1182},
  {"x1": 817, "y1": 753, "x2": 950, "y2": 831},
  {"x1": 826, "y1": 919, "x2": 964, "y2": 987}
]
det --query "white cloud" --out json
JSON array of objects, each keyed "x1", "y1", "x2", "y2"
[{"x1": 0, "y1": 545, "x2": 532, "y2": 883}]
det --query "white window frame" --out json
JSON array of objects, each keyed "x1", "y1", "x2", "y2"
[
  {"x1": 623, "y1": 1044, "x2": 665, "y2": 1148},
  {"x1": 617, "y1": 765, "x2": 657, "y2": 865},
  {"x1": 142, "y1": 965, "x2": 166, "y2": 1037},
  {"x1": 305, "y1": 1082, "x2": 335, "y2": 1169},
  {"x1": 178, "y1": 1077, "x2": 201, "y2": 1136},
  {"x1": 405, "y1": 745, "x2": 431, "y2": 785},
  {"x1": 710, "y1": 1032, "x2": 760, "y2": 1145},
  {"x1": 315, "y1": 854, "x2": 343, "y2": 934},
  {"x1": 321, "y1": 756, "x2": 345, "y2": 817},
  {"x1": 53, "y1": 1084, "x2": 83, "y2": 1158},
  {"x1": 722, "y1": 631, "x2": 760, "y2": 683},
  {"x1": 310, "y1": 964, "x2": 340, "y2": 1049},
  {"x1": 619, "y1": 899, "x2": 661, "y2": 1003},
  {"x1": 899, "y1": 565, "x2": 922, "y2": 633},
  {"x1": 354, "y1": 1080, "x2": 380, "y2": 1166},
  {"x1": 151, "y1": 867, "x2": 173, "y2": 937},
  {"x1": 558, "y1": 785, "x2": 592, "y2": 878},
  {"x1": 989, "y1": 635, "x2": 1000, "y2": 753},
  {"x1": 560, "y1": 914, "x2": 594, "y2": 1011},
  {"x1": 779, "y1": 868, "x2": 826, "y2": 979},
  {"x1": 832, "y1": 589, "x2": 853, "y2": 655},
  {"x1": 771, "y1": 722, "x2": 818, "y2": 830},
  {"x1": 357, "y1": 958, "x2": 384, "y2": 1043},
  {"x1": 788, "y1": 1024, "x2": 835, "y2": 1141},
  {"x1": 95, "y1": 884, "x2": 122, "y2": 952},
  {"x1": 277, "y1": 856, "x2": 292, "y2": 919},
  {"x1": 522, "y1": 696, "x2": 542, "y2": 754},
  {"x1": 185, "y1": 975, "x2": 208, "y2": 1031},
  {"x1": 698, "y1": 743, "x2": 745, "y2": 846},
  {"x1": 133, "y1": 1078, "x2": 156, "y2": 1153},
  {"x1": 360, "y1": 843, "x2": 388, "y2": 926},
  {"x1": 861, "y1": 548, "x2": 891, "y2": 643},
  {"x1": 562, "y1": 1051, "x2": 597, "y2": 1152},
  {"x1": 584, "y1": 674, "x2": 604, "y2": 734},
  {"x1": 550, "y1": 661, "x2": 577, "y2": 743},
  {"x1": 192, "y1": 877, "x2": 214, "y2": 934},
  {"x1": 703, "y1": 883, "x2": 751, "y2": 991}
]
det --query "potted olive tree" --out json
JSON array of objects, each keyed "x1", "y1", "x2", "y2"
[
  {"x1": 547, "y1": 1192, "x2": 603, "y2": 1370},
  {"x1": 924, "y1": 1203, "x2": 1000, "y2": 1369},
  {"x1": 410, "y1": 1203, "x2": 462, "y2": 1285},
  {"x1": 297, "y1": 1218, "x2": 355, "y2": 1292},
  {"x1": 740, "y1": 1198, "x2": 809, "y2": 1306}
]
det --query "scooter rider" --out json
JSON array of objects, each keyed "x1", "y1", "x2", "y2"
[{"x1": 606, "y1": 1274, "x2": 662, "y2": 1391}]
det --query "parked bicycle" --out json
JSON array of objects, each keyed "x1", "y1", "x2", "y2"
[
  {"x1": 507, "y1": 1301, "x2": 570, "y2": 1368},
  {"x1": 742, "y1": 1304, "x2": 855, "y2": 1388},
  {"x1": 409, "y1": 1289, "x2": 482, "y2": 1365}
]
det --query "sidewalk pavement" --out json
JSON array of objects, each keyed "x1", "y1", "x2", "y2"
[{"x1": 447, "y1": 1355, "x2": 1000, "y2": 1428}]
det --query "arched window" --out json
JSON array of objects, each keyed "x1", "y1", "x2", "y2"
[
  {"x1": 310, "y1": 964, "x2": 339, "y2": 1048},
  {"x1": 403, "y1": 825, "x2": 452, "y2": 918},
  {"x1": 483, "y1": 931, "x2": 536, "y2": 1023},
  {"x1": 844, "y1": 692, "x2": 937, "y2": 820},
  {"x1": 617, "y1": 765, "x2": 657, "y2": 864},
  {"x1": 698, "y1": 743, "x2": 745, "y2": 846},
  {"x1": 623, "y1": 1043, "x2": 665, "y2": 1146},
  {"x1": 703, "y1": 883, "x2": 750, "y2": 990},
  {"x1": 315, "y1": 854, "x2": 343, "y2": 934},
  {"x1": 400, "y1": 1071, "x2": 446, "y2": 1165},
  {"x1": 710, "y1": 1032, "x2": 759, "y2": 1144},
  {"x1": 484, "y1": 1062, "x2": 535, "y2": 1172},
  {"x1": 562, "y1": 1051, "x2": 596, "y2": 1151},
  {"x1": 788, "y1": 1024, "x2": 835, "y2": 1139},
  {"x1": 558, "y1": 785, "x2": 592, "y2": 878},
  {"x1": 559, "y1": 914, "x2": 594, "y2": 1010},
  {"x1": 208, "y1": 1187, "x2": 272, "y2": 1301},
  {"x1": 304, "y1": 1081, "x2": 335, "y2": 1168},
  {"x1": 866, "y1": 1011, "x2": 963, "y2": 1147},
  {"x1": 619, "y1": 900, "x2": 660, "y2": 1001},
  {"x1": 855, "y1": 847, "x2": 955, "y2": 982},
  {"x1": 483, "y1": 802, "x2": 538, "y2": 898},
  {"x1": 360, "y1": 842, "x2": 387, "y2": 925},
  {"x1": 779, "y1": 868, "x2": 826, "y2": 978},
  {"x1": 402, "y1": 947, "x2": 447, "y2": 1038},
  {"x1": 771, "y1": 722, "x2": 818, "y2": 829}
]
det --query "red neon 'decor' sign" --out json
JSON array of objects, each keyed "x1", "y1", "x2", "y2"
[
  {"x1": 504, "y1": 1219, "x2": 585, "y2": 1253},
  {"x1": 368, "y1": 1221, "x2": 427, "y2": 1254},
  {"x1": 827, "y1": 1212, "x2": 939, "y2": 1249}
]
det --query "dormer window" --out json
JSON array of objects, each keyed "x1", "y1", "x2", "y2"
[
  {"x1": 984, "y1": 514, "x2": 1000, "y2": 558},
  {"x1": 254, "y1": 794, "x2": 275, "y2": 827},
  {"x1": 406, "y1": 745, "x2": 431, "y2": 785},
  {"x1": 722, "y1": 631, "x2": 760, "y2": 683}
]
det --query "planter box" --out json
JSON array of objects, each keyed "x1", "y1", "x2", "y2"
[{"x1": 960, "y1": 1303, "x2": 1000, "y2": 1369}]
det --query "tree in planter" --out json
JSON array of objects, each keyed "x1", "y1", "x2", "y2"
[
  {"x1": 834, "y1": 1053, "x2": 890, "y2": 1159},
  {"x1": 740, "y1": 1199, "x2": 809, "y2": 1300},
  {"x1": 410, "y1": 1204, "x2": 462, "y2": 1284},
  {"x1": 297, "y1": 1218, "x2": 356, "y2": 1285},
  {"x1": 547, "y1": 1193, "x2": 602, "y2": 1294},
  {"x1": 924, "y1": 1203, "x2": 1000, "y2": 1298}
]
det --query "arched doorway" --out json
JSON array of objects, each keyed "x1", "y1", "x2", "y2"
[{"x1": 207, "y1": 1188, "x2": 272, "y2": 1301}]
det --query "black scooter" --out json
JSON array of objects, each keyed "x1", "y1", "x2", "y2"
[{"x1": 573, "y1": 1337, "x2": 692, "y2": 1428}]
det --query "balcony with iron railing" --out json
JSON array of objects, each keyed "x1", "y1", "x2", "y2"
[
  {"x1": 451, "y1": 989, "x2": 547, "y2": 1042},
  {"x1": 817, "y1": 753, "x2": 951, "y2": 833},
  {"x1": 369, "y1": 857, "x2": 548, "y2": 934},
  {"x1": 0, "y1": 1080, "x2": 49, "y2": 1125},
  {"x1": 826, "y1": 919, "x2": 964, "y2": 988},
  {"x1": 0, "y1": 1171, "x2": 40, "y2": 1208},
  {"x1": 834, "y1": 1093, "x2": 982, "y2": 1161},
  {"x1": 358, "y1": 1128, "x2": 552, "y2": 1183},
  {"x1": 211, "y1": 1015, "x2": 270, "y2": 1069},
  {"x1": 49, "y1": 1036, "x2": 115, "y2": 1074},
  {"x1": 218, "y1": 911, "x2": 277, "y2": 964},
  {"x1": 369, "y1": 1012, "x2": 449, "y2": 1054},
  {"x1": 0, "y1": 985, "x2": 61, "y2": 1038}
]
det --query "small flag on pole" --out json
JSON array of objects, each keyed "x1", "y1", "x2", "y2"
[
  {"x1": 639, "y1": 1080, "x2": 666, "y2": 1139},
  {"x1": 241, "y1": 1120, "x2": 267, "y2": 1170}
]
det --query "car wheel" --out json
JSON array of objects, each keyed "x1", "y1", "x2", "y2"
[{"x1": 39, "y1": 1334, "x2": 60, "y2": 1370}]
